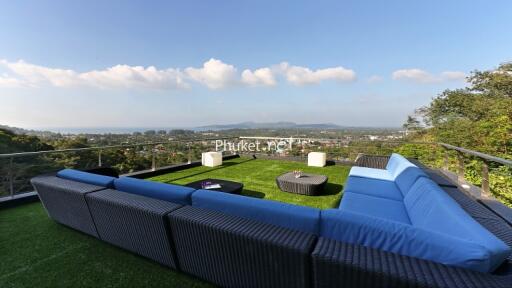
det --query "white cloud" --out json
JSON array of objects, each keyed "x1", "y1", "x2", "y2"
[
  {"x1": 440, "y1": 71, "x2": 466, "y2": 81},
  {"x1": 185, "y1": 58, "x2": 238, "y2": 89},
  {"x1": 0, "y1": 74, "x2": 25, "y2": 88},
  {"x1": 0, "y1": 59, "x2": 187, "y2": 90},
  {"x1": 392, "y1": 69, "x2": 436, "y2": 83},
  {"x1": 367, "y1": 75, "x2": 383, "y2": 83},
  {"x1": 241, "y1": 67, "x2": 276, "y2": 86},
  {"x1": 278, "y1": 62, "x2": 356, "y2": 85},
  {"x1": 0, "y1": 58, "x2": 357, "y2": 90},
  {"x1": 1, "y1": 59, "x2": 79, "y2": 87},
  {"x1": 392, "y1": 68, "x2": 466, "y2": 83},
  {"x1": 80, "y1": 65, "x2": 187, "y2": 89}
]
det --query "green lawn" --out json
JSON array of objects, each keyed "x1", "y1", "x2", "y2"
[
  {"x1": 0, "y1": 202, "x2": 212, "y2": 288},
  {"x1": 1, "y1": 158, "x2": 349, "y2": 287},
  {"x1": 149, "y1": 157, "x2": 350, "y2": 209}
]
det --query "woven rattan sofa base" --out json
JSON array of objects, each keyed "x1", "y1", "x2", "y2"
[
  {"x1": 312, "y1": 237, "x2": 512, "y2": 288},
  {"x1": 354, "y1": 154, "x2": 390, "y2": 169},
  {"x1": 31, "y1": 175, "x2": 105, "y2": 238},
  {"x1": 169, "y1": 205, "x2": 317, "y2": 288},
  {"x1": 86, "y1": 189, "x2": 182, "y2": 268}
]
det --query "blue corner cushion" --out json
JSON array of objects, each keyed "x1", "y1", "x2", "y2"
[
  {"x1": 57, "y1": 168, "x2": 115, "y2": 188},
  {"x1": 385, "y1": 153, "x2": 409, "y2": 173},
  {"x1": 114, "y1": 177, "x2": 195, "y2": 205},
  {"x1": 192, "y1": 189, "x2": 320, "y2": 234},
  {"x1": 349, "y1": 153, "x2": 417, "y2": 181},
  {"x1": 320, "y1": 209, "x2": 509, "y2": 273},
  {"x1": 344, "y1": 176, "x2": 403, "y2": 201},
  {"x1": 404, "y1": 177, "x2": 511, "y2": 272},
  {"x1": 340, "y1": 192, "x2": 410, "y2": 224}
]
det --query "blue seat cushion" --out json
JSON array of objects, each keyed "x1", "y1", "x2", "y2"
[
  {"x1": 404, "y1": 177, "x2": 511, "y2": 272},
  {"x1": 320, "y1": 209, "x2": 502, "y2": 273},
  {"x1": 344, "y1": 176, "x2": 403, "y2": 201},
  {"x1": 192, "y1": 189, "x2": 320, "y2": 234},
  {"x1": 114, "y1": 177, "x2": 195, "y2": 205},
  {"x1": 57, "y1": 169, "x2": 115, "y2": 188},
  {"x1": 339, "y1": 192, "x2": 410, "y2": 224}
]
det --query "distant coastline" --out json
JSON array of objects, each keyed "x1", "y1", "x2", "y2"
[{"x1": 30, "y1": 127, "x2": 182, "y2": 134}]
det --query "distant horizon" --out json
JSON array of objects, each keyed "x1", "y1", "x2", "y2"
[{"x1": 15, "y1": 121, "x2": 403, "y2": 134}]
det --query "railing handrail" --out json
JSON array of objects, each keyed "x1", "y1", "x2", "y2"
[
  {"x1": 2, "y1": 136, "x2": 509, "y2": 168},
  {"x1": 439, "y1": 143, "x2": 512, "y2": 167},
  {"x1": 0, "y1": 136, "x2": 236, "y2": 159},
  {"x1": 239, "y1": 136, "x2": 435, "y2": 145},
  {"x1": 239, "y1": 136, "x2": 512, "y2": 167}
]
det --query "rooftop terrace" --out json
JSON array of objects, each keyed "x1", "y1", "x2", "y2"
[
  {"x1": 1, "y1": 157, "x2": 348, "y2": 287},
  {"x1": 1, "y1": 139, "x2": 511, "y2": 288}
]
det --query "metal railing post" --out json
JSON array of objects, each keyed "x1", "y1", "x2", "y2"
[
  {"x1": 457, "y1": 152, "x2": 465, "y2": 183},
  {"x1": 481, "y1": 161, "x2": 490, "y2": 197},
  {"x1": 443, "y1": 151, "x2": 449, "y2": 170},
  {"x1": 151, "y1": 145, "x2": 156, "y2": 171},
  {"x1": 9, "y1": 156, "x2": 14, "y2": 197},
  {"x1": 187, "y1": 143, "x2": 192, "y2": 164},
  {"x1": 98, "y1": 149, "x2": 102, "y2": 167}
]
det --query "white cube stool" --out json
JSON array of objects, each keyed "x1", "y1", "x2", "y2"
[
  {"x1": 202, "y1": 152, "x2": 222, "y2": 167},
  {"x1": 308, "y1": 152, "x2": 326, "y2": 167}
]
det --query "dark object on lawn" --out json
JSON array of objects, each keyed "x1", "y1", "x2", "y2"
[
  {"x1": 276, "y1": 172, "x2": 327, "y2": 196},
  {"x1": 185, "y1": 178, "x2": 243, "y2": 194}
]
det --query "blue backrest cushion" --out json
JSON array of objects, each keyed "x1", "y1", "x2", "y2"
[
  {"x1": 385, "y1": 153, "x2": 403, "y2": 172},
  {"x1": 192, "y1": 190, "x2": 321, "y2": 234},
  {"x1": 384, "y1": 153, "x2": 420, "y2": 180},
  {"x1": 404, "y1": 177, "x2": 511, "y2": 271},
  {"x1": 394, "y1": 166, "x2": 428, "y2": 197},
  {"x1": 114, "y1": 177, "x2": 195, "y2": 205},
  {"x1": 320, "y1": 209, "x2": 502, "y2": 272},
  {"x1": 57, "y1": 169, "x2": 115, "y2": 188}
]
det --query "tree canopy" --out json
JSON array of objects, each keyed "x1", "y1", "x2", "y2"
[
  {"x1": 404, "y1": 62, "x2": 512, "y2": 207},
  {"x1": 0, "y1": 128, "x2": 54, "y2": 154},
  {"x1": 417, "y1": 63, "x2": 512, "y2": 157}
]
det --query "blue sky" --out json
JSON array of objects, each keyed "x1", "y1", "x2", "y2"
[{"x1": 0, "y1": 0, "x2": 511, "y2": 129}]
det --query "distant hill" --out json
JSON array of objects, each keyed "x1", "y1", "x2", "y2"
[
  {"x1": 0, "y1": 124, "x2": 57, "y2": 137},
  {"x1": 194, "y1": 121, "x2": 344, "y2": 131}
]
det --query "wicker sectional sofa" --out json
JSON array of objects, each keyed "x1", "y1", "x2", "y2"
[{"x1": 31, "y1": 154, "x2": 512, "y2": 288}]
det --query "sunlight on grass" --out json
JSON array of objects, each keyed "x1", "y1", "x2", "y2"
[{"x1": 149, "y1": 157, "x2": 350, "y2": 209}]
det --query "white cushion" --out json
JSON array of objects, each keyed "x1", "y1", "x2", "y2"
[
  {"x1": 202, "y1": 152, "x2": 222, "y2": 167},
  {"x1": 308, "y1": 152, "x2": 326, "y2": 167}
]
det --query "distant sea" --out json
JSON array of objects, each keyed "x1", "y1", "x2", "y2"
[{"x1": 34, "y1": 127, "x2": 184, "y2": 134}]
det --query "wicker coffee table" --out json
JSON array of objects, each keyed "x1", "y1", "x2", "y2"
[{"x1": 276, "y1": 172, "x2": 328, "y2": 196}]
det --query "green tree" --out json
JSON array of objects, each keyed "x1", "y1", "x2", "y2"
[{"x1": 407, "y1": 62, "x2": 512, "y2": 206}]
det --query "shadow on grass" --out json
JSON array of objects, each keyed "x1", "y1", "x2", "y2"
[
  {"x1": 332, "y1": 193, "x2": 343, "y2": 208},
  {"x1": 320, "y1": 183, "x2": 343, "y2": 196},
  {"x1": 163, "y1": 158, "x2": 256, "y2": 182},
  {"x1": 241, "y1": 189, "x2": 265, "y2": 198}
]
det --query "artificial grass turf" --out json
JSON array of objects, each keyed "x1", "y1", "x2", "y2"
[
  {"x1": 149, "y1": 157, "x2": 350, "y2": 209},
  {"x1": 0, "y1": 202, "x2": 212, "y2": 288}
]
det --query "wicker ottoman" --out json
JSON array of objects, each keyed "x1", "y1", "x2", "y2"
[{"x1": 276, "y1": 172, "x2": 328, "y2": 196}]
